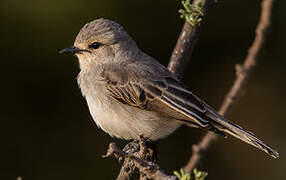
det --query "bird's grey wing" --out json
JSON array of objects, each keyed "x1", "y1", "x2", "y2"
[
  {"x1": 101, "y1": 64, "x2": 211, "y2": 128},
  {"x1": 142, "y1": 76, "x2": 215, "y2": 129},
  {"x1": 100, "y1": 64, "x2": 151, "y2": 110},
  {"x1": 106, "y1": 82, "x2": 150, "y2": 109}
]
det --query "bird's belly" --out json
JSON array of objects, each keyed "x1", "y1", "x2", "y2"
[{"x1": 84, "y1": 93, "x2": 181, "y2": 140}]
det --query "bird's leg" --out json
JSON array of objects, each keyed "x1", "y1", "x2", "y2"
[
  {"x1": 119, "y1": 140, "x2": 140, "y2": 164},
  {"x1": 137, "y1": 136, "x2": 159, "y2": 180},
  {"x1": 116, "y1": 135, "x2": 159, "y2": 180}
]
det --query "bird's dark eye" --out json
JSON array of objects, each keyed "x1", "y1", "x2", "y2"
[{"x1": 90, "y1": 42, "x2": 102, "y2": 49}]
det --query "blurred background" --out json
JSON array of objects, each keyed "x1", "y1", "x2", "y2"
[{"x1": 0, "y1": 0, "x2": 285, "y2": 179}]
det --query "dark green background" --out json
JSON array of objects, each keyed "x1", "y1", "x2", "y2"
[{"x1": 1, "y1": 0, "x2": 285, "y2": 179}]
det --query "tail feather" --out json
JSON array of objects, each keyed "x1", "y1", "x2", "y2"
[{"x1": 206, "y1": 112, "x2": 279, "y2": 158}]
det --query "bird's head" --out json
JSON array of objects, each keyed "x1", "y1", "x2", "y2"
[{"x1": 60, "y1": 18, "x2": 138, "y2": 69}]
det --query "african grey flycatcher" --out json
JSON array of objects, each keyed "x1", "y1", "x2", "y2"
[{"x1": 60, "y1": 18, "x2": 278, "y2": 158}]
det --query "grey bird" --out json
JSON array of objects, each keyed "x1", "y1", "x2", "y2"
[{"x1": 60, "y1": 18, "x2": 279, "y2": 158}]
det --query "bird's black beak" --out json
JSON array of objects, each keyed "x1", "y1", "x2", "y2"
[{"x1": 59, "y1": 46, "x2": 90, "y2": 54}]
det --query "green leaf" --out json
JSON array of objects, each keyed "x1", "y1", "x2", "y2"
[
  {"x1": 178, "y1": 0, "x2": 205, "y2": 26},
  {"x1": 174, "y1": 168, "x2": 191, "y2": 180},
  {"x1": 193, "y1": 168, "x2": 208, "y2": 180},
  {"x1": 174, "y1": 168, "x2": 208, "y2": 180}
]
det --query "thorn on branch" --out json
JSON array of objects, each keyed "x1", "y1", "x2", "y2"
[
  {"x1": 192, "y1": 144, "x2": 206, "y2": 156},
  {"x1": 235, "y1": 64, "x2": 248, "y2": 77}
]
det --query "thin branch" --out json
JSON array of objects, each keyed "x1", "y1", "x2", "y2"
[
  {"x1": 104, "y1": 143, "x2": 176, "y2": 180},
  {"x1": 168, "y1": 0, "x2": 216, "y2": 78},
  {"x1": 183, "y1": 0, "x2": 274, "y2": 173}
]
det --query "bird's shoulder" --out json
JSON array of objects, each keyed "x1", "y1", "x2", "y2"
[
  {"x1": 100, "y1": 52, "x2": 175, "y2": 83},
  {"x1": 97, "y1": 54, "x2": 175, "y2": 109}
]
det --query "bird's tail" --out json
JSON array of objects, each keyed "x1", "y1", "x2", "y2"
[{"x1": 206, "y1": 112, "x2": 279, "y2": 158}]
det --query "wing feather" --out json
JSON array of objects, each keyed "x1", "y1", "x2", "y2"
[
  {"x1": 142, "y1": 78, "x2": 209, "y2": 126},
  {"x1": 101, "y1": 63, "x2": 212, "y2": 127}
]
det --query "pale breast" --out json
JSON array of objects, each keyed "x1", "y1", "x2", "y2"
[{"x1": 83, "y1": 86, "x2": 181, "y2": 140}]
